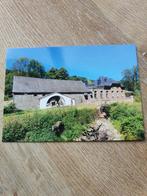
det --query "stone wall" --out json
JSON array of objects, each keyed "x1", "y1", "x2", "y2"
[
  {"x1": 13, "y1": 93, "x2": 88, "y2": 110},
  {"x1": 63, "y1": 93, "x2": 88, "y2": 104},
  {"x1": 90, "y1": 86, "x2": 126, "y2": 101},
  {"x1": 13, "y1": 94, "x2": 40, "y2": 110},
  {"x1": 13, "y1": 88, "x2": 133, "y2": 110}
]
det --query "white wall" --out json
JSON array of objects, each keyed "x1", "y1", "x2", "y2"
[{"x1": 39, "y1": 93, "x2": 74, "y2": 109}]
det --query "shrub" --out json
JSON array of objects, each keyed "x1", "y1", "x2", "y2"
[
  {"x1": 134, "y1": 90, "x2": 141, "y2": 102},
  {"x1": 61, "y1": 123, "x2": 86, "y2": 141},
  {"x1": 121, "y1": 115, "x2": 144, "y2": 140},
  {"x1": 105, "y1": 103, "x2": 144, "y2": 140},
  {"x1": 3, "y1": 107, "x2": 97, "y2": 142},
  {"x1": 2, "y1": 119, "x2": 28, "y2": 142},
  {"x1": 24, "y1": 129, "x2": 59, "y2": 142},
  {"x1": 4, "y1": 103, "x2": 21, "y2": 114},
  {"x1": 4, "y1": 95, "x2": 10, "y2": 101}
]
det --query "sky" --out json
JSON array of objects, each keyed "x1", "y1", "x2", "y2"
[{"x1": 6, "y1": 44, "x2": 137, "y2": 81}]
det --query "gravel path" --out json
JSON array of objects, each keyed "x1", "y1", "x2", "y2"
[{"x1": 97, "y1": 118, "x2": 122, "y2": 141}]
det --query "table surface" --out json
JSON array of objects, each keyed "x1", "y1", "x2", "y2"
[{"x1": 0, "y1": 1, "x2": 147, "y2": 195}]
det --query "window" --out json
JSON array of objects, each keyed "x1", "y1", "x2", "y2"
[
  {"x1": 94, "y1": 91, "x2": 97, "y2": 98},
  {"x1": 117, "y1": 91, "x2": 119, "y2": 97},
  {"x1": 111, "y1": 90, "x2": 114, "y2": 98},
  {"x1": 121, "y1": 90, "x2": 124, "y2": 97},
  {"x1": 106, "y1": 91, "x2": 108, "y2": 98},
  {"x1": 84, "y1": 94, "x2": 88, "y2": 100},
  {"x1": 100, "y1": 91, "x2": 103, "y2": 99}
]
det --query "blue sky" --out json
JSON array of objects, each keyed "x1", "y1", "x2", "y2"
[{"x1": 6, "y1": 44, "x2": 137, "y2": 80}]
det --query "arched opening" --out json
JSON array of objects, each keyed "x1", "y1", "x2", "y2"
[{"x1": 46, "y1": 96, "x2": 65, "y2": 107}]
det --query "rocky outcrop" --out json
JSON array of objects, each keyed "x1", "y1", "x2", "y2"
[
  {"x1": 52, "y1": 121, "x2": 64, "y2": 136},
  {"x1": 74, "y1": 119, "x2": 121, "y2": 141}
]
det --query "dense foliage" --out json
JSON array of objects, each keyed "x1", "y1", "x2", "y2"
[
  {"x1": 121, "y1": 65, "x2": 141, "y2": 103},
  {"x1": 5, "y1": 58, "x2": 45, "y2": 99},
  {"x1": 5, "y1": 57, "x2": 91, "y2": 100},
  {"x1": 4, "y1": 103, "x2": 21, "y2": 114},
  {"x1": 103, "y1": 103, "x2": 144, "y2": 140},
  {"x1": 13, "y1": 57, "x2": 45, "y2": 78},
  {"x1": 121, "y1": 65, "x2": 140, "y2": 92},
  {"x1": 5, "y1": 70, "x2": 14, "y2": 98},
  {"x1": 46, "y1": 67, "x2": 69, "y2": 80},
  {"x1": 3, "y1": 108, "x2": 97, "y2": 142}
]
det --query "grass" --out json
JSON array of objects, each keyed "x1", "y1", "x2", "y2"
[
  {"x1": 3, "y1": 106, "x2": 97, "y2": 142},
  {"x1": 3, "y1": 100, "x2": 144, "y2": 142},
  {"x1": 105, "y1": 102, "x2": 144, "y2": 140}
]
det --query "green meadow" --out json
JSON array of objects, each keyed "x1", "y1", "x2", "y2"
[{"x1": 3, "y1": 101, "x2": 144, "y2": 142}]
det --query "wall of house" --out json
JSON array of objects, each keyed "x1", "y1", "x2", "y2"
[
  {"x1": 63, "y1": 93, "x2": 92, "y2": 104},
  {"x1": 13, "y1": 93, "x2": 88, "y2": 110},
  {"x1": 13, "y1": 94, "x2": 40, "y2": 110},
  {"x1": 13, "y1": 88, "x2": 133, "y2": 110}
]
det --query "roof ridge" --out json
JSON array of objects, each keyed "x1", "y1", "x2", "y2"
[{"x1": 13, "y1": 75, "x2": 84, "y2": 83}]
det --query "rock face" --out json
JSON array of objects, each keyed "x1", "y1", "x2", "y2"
[
  {"x1": 52, "y1": 121, "x2": 64, "y2": 136},
  {"x1": 74, "y1": 118, "x2": 121, "y2": 142}
]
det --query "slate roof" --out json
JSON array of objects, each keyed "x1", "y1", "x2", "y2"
[{"x1": 12, "y1": 76, "x2": 90, "y2": 93}]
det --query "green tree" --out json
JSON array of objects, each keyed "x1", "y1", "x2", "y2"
[
  {"x1": 5, "y1": 58, "x2": 45, "y2": 99},
  {"x1": 13, "y1": 57, "x2": 30, "y2": 75},
  {"x1": 46, "y1": 67, "x2": 58, "y2": 79},
  {"x1": 13, "y1": 57, "x2": 45, "y2": 78},
  {"x1": 121, "y1": 65, "x2": 139, "y2": 92},
  {"x1": 56, "y1": 67, "x2": 69, "y2": 79},
  {"x1": 5, "y1": 70, "x2": 14, "y2": 99},
  {"x1": 28, "y1": 59, "x2": 45, "y2": 78},
  {"x1": 46, "y1": 67, "x2": 69, "y2": 80}
]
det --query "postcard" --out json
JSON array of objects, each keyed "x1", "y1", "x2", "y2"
[{"x1": 3, "y1": 44, "x2": 145, "y2": 142}]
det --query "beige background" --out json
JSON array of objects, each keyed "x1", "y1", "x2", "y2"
[{"x1": 0, "y1": 0, "x2": 147, "y2": 195}]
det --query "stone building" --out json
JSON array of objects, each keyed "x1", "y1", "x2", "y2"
[
  {"x1": 12, "y1": 76, "x2": 133, "y2": 110},
  {"x1": 88, "y1": 76, "x2": 133, "y2": 104},
  {"x1": 12, "y1": 76, "x2": 91, "y2": 110}
]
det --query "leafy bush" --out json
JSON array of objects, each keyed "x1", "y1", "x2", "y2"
[
  {"x1": 121, "y1": 115, "x2": 144, "y2": 140},
  {"x1": 2, "y1": 119, "x2": 28, "y2": 142},
  {"x1": 4, "y1": 103, "x2": 21, "y2": 114},
  {"x1": 4, "y1": 95, "x2": 10, "y2": 101},
  {"x1": 134, "y1": 89, "x2": 141, "y2": 102},
  {"x1": 104, "y1": 103, "x2": 144, "y2": 140},
  {"x1": 3, "y1": 107, "x2": 97, "y2": 142}
]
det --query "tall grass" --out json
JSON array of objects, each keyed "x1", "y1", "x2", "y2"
[
  {"x1": 104, "y1": 102, "x2": 144, "y2": 140},
  {"x1": 3, "y1": 107, "x2": 97, "y2": 142}
]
